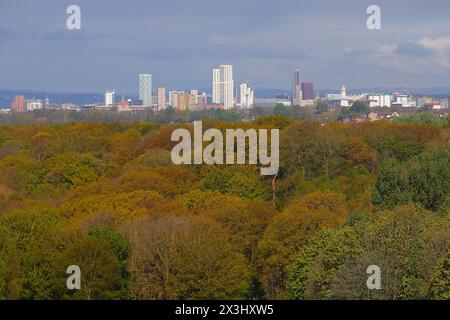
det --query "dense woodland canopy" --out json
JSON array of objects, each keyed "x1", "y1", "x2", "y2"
[{"x1": 0, "y1": 115, "x2": 448, "y2": 300}]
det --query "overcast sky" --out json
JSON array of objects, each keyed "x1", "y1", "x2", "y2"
[{"x1": 1, "y1": 0, "x2": 450, "y2": 93}]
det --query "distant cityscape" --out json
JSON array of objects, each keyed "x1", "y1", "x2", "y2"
[{"x1": 1, "y1": 65, "x2": 449, "y2": 121}]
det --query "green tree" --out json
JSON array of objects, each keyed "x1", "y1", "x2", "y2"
[
  {"x1": 316, "y1": 102, "x2": 329, "y2": 114},
  {"x1": 429, "y1": 247, "x2": 450, "y2": 300},
  {"x1": 373, "y1": 148, "x2": 450, "y2": 212},
  {"x1": 52, "y1": 234, "x2": 123, "y2": 300},
  {"x1": 350, "y1": 101, "x2": 369, "y2": 114},
  {"x1": 256, "y1": 191, "x2": 348, "y2": 299}
]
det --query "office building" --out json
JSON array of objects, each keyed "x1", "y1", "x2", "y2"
[
  {"x1": 139, "y1": 74, "x2": 153, "y2": 108},
  {"x1": 301, "y1": 82, "x2": 314, "y2": 100}
]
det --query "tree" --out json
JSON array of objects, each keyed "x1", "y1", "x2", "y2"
[
  {"x1": 350, "y1": 101, "x2": 369, "y2": 115},
  {"x1": 372, "y1": 159, "x2": 412, "y2": 211},
  {"x1": 316, "y1": 102, "x2": 329, "y2": 114},
  {"x1": 0, "y1": 227, "x2": 21, "y2": 299},
  {"x1": 42, "y1": 153, "x2": 107, "y2": 189},
  {"x1": 344, "y1": 138, "x2": 376, "y2": 172},
  {"x1": 177, "y1": 190, "x2": 275, "y2": 260},
  {"x1": 199, "y1": 168, "x2": 270, "y2": 200},
  {"x1": 124, "y1": 215, "x2": 251, "y2": 299},
  {"x1": 408, "y1": 148, "x2": 450, "y2": 212},
  {"x1": 52, "y1": 234, "x2": 123, "y2": 300},
  {"x1": 429, "y1": 247, "x2": 450, "y2": 300},
  {"x1": 256, "y1": 191, "x2": 348, "y2": 299},
  {"x1": 330, "y1": 205, "x2": 449, "y2": 300},
  {"x1": 287, "y1": 205, "x2": 449, "y2": 300},
  {"x1": 394, "y1": 112, "x2": 447, "y2": 126},
  {"x1": 30, "y1": 131, "x2": 60, "y2": 161},
  {"x1": 372, "y1": 148, "x2": 450, "y2": 212},
  {"x1": 286, "y1": 224, "x2": 364, "y2": 299},
  {"x1": 273, "y1": 104, "x2": 293, "y2": 118},
  {"x1": 280, "y1": 121, "x2": 346, "y2": 178},
  {"x1": 0, "y1": 206, "x2": 66, "y2": 299}
]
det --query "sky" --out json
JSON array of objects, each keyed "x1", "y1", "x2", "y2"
[{"x1": 1, "y1": 0, "x2": 450, "y2": 94}]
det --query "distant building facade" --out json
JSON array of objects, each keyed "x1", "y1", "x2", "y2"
[
  {"x1": 368, "y1": 94, "x2": 392, "y2": 108},
  {"x1": 26, "y1": 99, "x2": 44, "y2": 111},
  {"x1": 169, "y1": 91, "x2": 196, "y2": 110}
]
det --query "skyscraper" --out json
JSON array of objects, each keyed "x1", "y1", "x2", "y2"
[
  {"x1": 239, "y1": 82, "x2": 254, "y2": 109},
  {"x1": 11, "y1": 96, "x2": 25, "y2": 113},
  {"x1": 139, "y1": 74, "x2": 153, "y2": 108},
  {"x1": 212, "y1": 65, "x2": 234, "y2": 109},
  {"x1": 157, "y1": 87, "x2": 166, "y2": 110},
  {"x1": 212, "y1": 68, "x2": 221, "y2": 104},
  {"x1": 301, "y1": 82, "x2": 314, "y2": 100},
  {"x1": 292, "y1": 69, "x2": 302, "y2": 106}
]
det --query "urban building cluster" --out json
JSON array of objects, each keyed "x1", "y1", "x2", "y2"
[
  {"x1": 3, "y1": 66, "x2": 449, "y2": 116},
  {"x1": 5, "y1": 65, "x2": 255, "y2": 113}
]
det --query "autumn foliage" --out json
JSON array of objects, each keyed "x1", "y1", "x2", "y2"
[{"x1": 0, "y1": 118, "x2": 448, "y2": 300}]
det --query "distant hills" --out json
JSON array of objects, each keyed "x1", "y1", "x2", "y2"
[
  {"x1": 196, "y1": 87, "x2": 450, "y2": 99},
  {"x1": 252, "y1": 87, "x2": 450, "y2": 98},
  {"x1": 1, "y1": 86, "x2": 450, "y2": 108}
]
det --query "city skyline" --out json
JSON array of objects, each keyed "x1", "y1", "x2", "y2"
[{"x1": 1, "y1": 0, "x2": 450, "y2": 93}]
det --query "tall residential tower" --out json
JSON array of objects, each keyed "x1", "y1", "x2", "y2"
[
  {"x1": 239, "y1": 82, "x2": 254, "y2": 108},
  {"x1": 139, "y1": 74, "x2": 153, "y2": 108},
  {"x1": 157, "y1": 87, "x2": 166, "y2": 110},
  {"x1": 212, "y1": 65, "x2": 234, "y2": 109}
]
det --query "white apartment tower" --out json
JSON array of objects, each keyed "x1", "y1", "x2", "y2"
[
  {"x1": 239, "y1": 82, "x2": 254, "y2": 109},
  {"x1": 212, "y1": 65, "x2": 234, "y2": 109},
  {"x1": 105, "y1": 90, "x2": 115, "y2": 106},
  {"x1": 212, "y1": 68, "x2": 221, "y2": 104},
  {"x1": 139, "y1": 74, "x2": 153, "y2": 108}
]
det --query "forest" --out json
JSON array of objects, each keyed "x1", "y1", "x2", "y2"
[{"x1": 0, "y1": 115, "x2": 448, "y2": 300}]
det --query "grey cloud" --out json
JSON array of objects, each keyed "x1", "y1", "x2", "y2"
[
  {"x1": 395, "y1": 41, "x2": 434, "y2": 58},
  {"x1": 1, "y1": 0, "x2": 450, "y2": 92}
]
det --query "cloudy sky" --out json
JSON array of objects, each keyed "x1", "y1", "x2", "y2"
[{"x1": 1, "y1": 0, "x2": 450, "y2": 93}]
